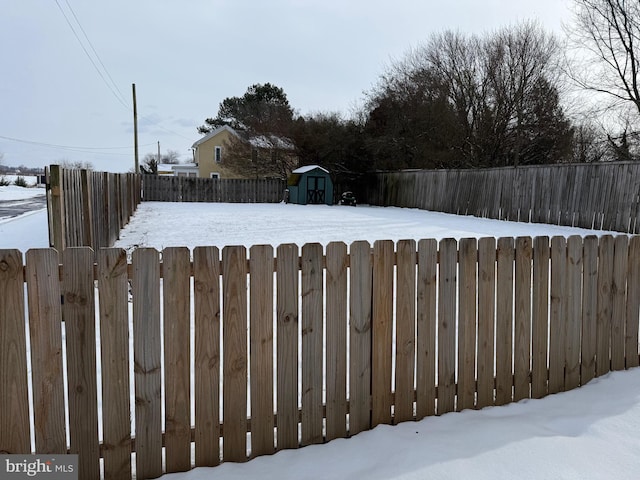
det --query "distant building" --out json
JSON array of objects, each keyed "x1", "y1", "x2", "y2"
[{"x1": 191, "y1": 125, "x2": 297, "y2": 179}]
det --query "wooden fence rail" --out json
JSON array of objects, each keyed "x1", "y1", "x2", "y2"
[
  {"x1": 46, "y1": 165, "x2": 142, "y2": 251},
  {"x1": 142, "y1": 175, "x2": 286, "y2": 202},
  {"x1": 366, "y1": 162, "x2": 640, "y2": 233},
  {"x1": 1, "y1": 235, "x2": 640, "y2": 479}
]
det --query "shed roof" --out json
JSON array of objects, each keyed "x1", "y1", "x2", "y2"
[{"x1": 292, "y1": 165, "x2": 329, "y2": 174}]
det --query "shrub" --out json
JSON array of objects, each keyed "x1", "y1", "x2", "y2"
[
  {"x1": 14, "y1": 176, "x2": 28, "y2": 187},
  {"x1": 0, "y1": 176, "x2": 9, "y2": 186}
]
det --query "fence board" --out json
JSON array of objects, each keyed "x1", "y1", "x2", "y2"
[
  {"x1": 132, "y1": 248, "x2": 163, "y2": 479},
  {"x1": 249, "y1": 245, "x2": 275, "y2": 456},
  {"x1": 222, "y1": 246, "x2": 248, "y2": 462},
  {"x1": 548, "y1": 237, "x2": 567, "y2": 394},
  {"x1": 97, "y1": 248, "x2": 132, "y2": 480},
  {"x1": 349, "y1": 241, "x2": 373, "y2": 435},
  {"x1": 457, "y1": 238, "x2": 477, "y2": 411},
  {"x1": 371, "y1": 240, "x2": 395, "y2": 424},
  {"x1": 581, "y1": 236, "x2": 599, "y2": 384},
  {"x1": 62, "y1": 247, "x2": 100, "y2": 479},
  {"x1": 438, "y1": 238, "x2": 457, "y2": 414},
  {"x1": 477, "y1": 237, "x2": 496, "y2": 408},
  {"x1": 596, "y1": 236, "x2": 614, "y2": 377},
  {"x1": 163, "y1": 247, "x2": 192, "y2": 472},
  {"x1": 394, "y1": 240, "x2": 416, "y2": 423},
  {"x1": 0, "y1": 250, "x2": 30, "y2": 454},
  {"x1": 276, "y1": 244, "x2": 299, "y2": 449},
  {"x1": 496, "y1": 237, "x2": 514, "y2": 406},
  {"x1": 611, "y1": 236, "x2": 629, "y2": 371},
  {"x1": 513, "y1": 237, "x2": 533, "y2": 401},
  {"x1": 193, "y1": 246, "x2": 221, "y2": 466},
  {"x1": 531, "y1": 237, "x2": 549, "y2": 398},
  {"x1": 301, "y1": 243, "x2": 324, "y2": 445},
  {"x1": 25, "y1": 249, "x2": 67, "y2": 454},
  {"x1": 565, "y1": 236, "x2": 583, "y2": 390},
  {"x1": 326, "y1": 242, "x2": 348, "y2": 440},
  {"x1": 626, "y1": 236, "x2": 640, "y2": 369},
  {"x1": 416, "y1": 239, "x2": 437, "y2": 419}
]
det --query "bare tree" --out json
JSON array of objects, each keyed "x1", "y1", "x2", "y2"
[
  {"x1": 566, "y1": 0, "x2": 640, "y2": 118},
  {"x1": 367, "y1": 22, "x2": 571, "y2": 168}
]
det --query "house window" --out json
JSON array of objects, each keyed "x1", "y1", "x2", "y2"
[
  {"x1": 215, "y1": 146, "x2": 222, "y2": 163},
  {"x1": 210, "y1": 172, "x2": 220, "y2": 179}
]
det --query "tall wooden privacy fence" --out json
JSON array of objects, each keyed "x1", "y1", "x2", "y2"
[
  {"x1": 142, "y1": 175, "x2": 286, "y2": 202},
  {"x1": 46, "y1": 165, "x2": 141, "y2": 251},
  {"x1": 367, "y1": 161, "x2": 640, "y2": 233},
  {"x1": 2, "y1": 235, "x2": 640, "y2": 479}
]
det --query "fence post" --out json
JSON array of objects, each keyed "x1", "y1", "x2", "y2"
[{"x1": 49, "y1": 164, "x2": 66, "y2": 251}]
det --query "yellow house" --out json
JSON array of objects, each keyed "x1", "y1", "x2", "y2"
[{"x1": 191, "y1": 125, "x2": 240, "y2": 179}]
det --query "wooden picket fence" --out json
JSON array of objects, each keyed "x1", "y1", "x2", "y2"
[
  {"x1": 142, "y1": 175, "x2": 286, "y2": 202},
  {"x1": 366, "y1": 161, "x2": 640, "y2": 233},
  {"x1": 1, "y1": 235, "x2": 640, "y2": 479},
  {"x1": 47, "y1": 165, "x2": 142, "y2": 251}
]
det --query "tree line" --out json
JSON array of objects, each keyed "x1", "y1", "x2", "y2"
[{"x1": 196, "y1": 1, "x2": 640, "y2": 187}]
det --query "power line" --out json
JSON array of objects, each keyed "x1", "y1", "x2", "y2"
[
  {"x1": 63, "y1": 0, "x2": 129, "y2": 107},
  {"x1": 53, "y1": 1, "x2": 194, "y2": 143},
  {"x1": 0, "y1": 134, "x2": 154, "y2": 156},
  {"x1": 54, "y1": 0, "x2": 129, "y2": 109}
]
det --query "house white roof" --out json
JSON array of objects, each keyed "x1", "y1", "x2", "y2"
[
  {"x1": 191, "y1": 125, "x2": 238, "y2": 148},
  {"x1": 292, "y1": 165, "x2": 329, "y2": 174}
]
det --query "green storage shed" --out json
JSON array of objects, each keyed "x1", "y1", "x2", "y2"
[{"x1": 286, "y1": 165, "x2": 334, "y2": 205}]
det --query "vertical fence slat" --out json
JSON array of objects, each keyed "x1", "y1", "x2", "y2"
[
  {"x1": 0, "y1": 250, "x2": 31, "y2": 454},
  {"x1": 249, "y1": 245, "x2": 275, "y2": 456},
  {"x1": 132, "y1": 248, "x2": 163, "y2": 479},
  {"x1": 477, "y1": 237, "x2": 496, "y2": 409},
  {"x1": 457, "y1": 238, "x2": 477, "y2": 411},
  {"x1": 63, "y1": 247, "x2": 100, "y2": 479},
  {"x1": 611, "y1": 236, "x2": 629, "y2": 371},
  {"x1": 301, "y1": 243, "x2": 324, "y2": 445},
  {"x1": 416, "y1": 239, "x2": 437, "y2": 419},
  {"x1": 549, "y1": 237, "x2": 567, "y2": 394},
  {"x1": 194, "y1": 246, "x2": 221, "y2": 466},
  {"x1": 276, "y1": 244, "x2": 299, "y2": 449},
  {"x1": 25, "y1": 249, "x2": 67, "y2": 453},
  {"x1": 596, "y1": 235, "x2": 614, "y2": 377},
  {"x1": 326, "y1": 242, "x2": 348, "y2": 440},
  {"x1": 394, "y1": 239, "x2": 416, "y2": 423},
  {"x1": 565, "y1": 236, "x2": 583, "y2": 390},
  {"x1": 514, "y1": 237, "x2": 532, "y2": 401},
  {"x1": 438, "y1": 238, "x2": 457, "y2": 414},
  {"x1": 626, "y1": 236, "x2": 640, "y2": 369},
  {"x1": 496, "y1": 237, "x2": 514, "y2": 406},
  {"x1": 532, "y1": 237, "x2": 550, "y2": 398},
  {"x1": 349, "y1": 241, "x2": 373, "y2": 435},
  {"x1": 222, "y1": 246, "x2": 248, "y2": 462},
  {"x1": 581, "y1": 236, "x2": 599, "y2": 384},
  {"x1": 163, "y1": 247, "x2": 192, "y2": 472},
  {"x1": 372, "y1": 240, "x2": 394, "y2": 424},
  {"x1": 97, "y1": 248, "x2": 132, "y2": 480}
]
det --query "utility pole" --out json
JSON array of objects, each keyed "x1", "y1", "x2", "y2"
[
  {"x1": 132, "y1": 83, "x2": 139, "y2": 173},
  {"x1": 157, "y1": 141, "x2": 161, "y2": 165}
]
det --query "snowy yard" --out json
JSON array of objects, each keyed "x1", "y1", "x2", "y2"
[{"x1": 2, "y1": 192, "x2": 640, "y2": 479}]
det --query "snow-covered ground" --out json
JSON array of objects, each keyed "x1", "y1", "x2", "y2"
[
  {"x1": 113, "y1": 201, "x2": 612, "y2": 251},
  {"x1": 3, "y1": 197, "x2": 640, "y2": 479}
]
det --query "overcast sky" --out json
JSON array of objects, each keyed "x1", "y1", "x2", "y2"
[{"x1": 1, "y1": 1, "x2": 573, "y2": 173}]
